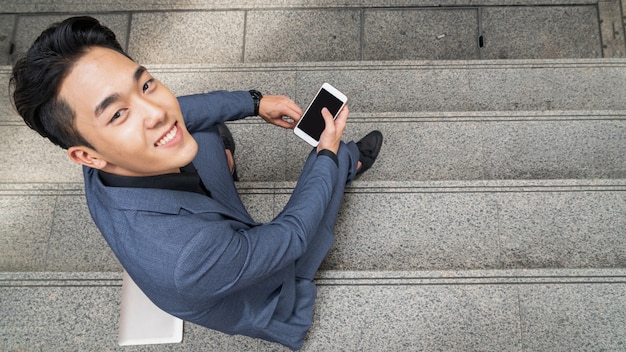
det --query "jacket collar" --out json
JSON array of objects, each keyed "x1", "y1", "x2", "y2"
[{"x1": 84, "y1": 166, "x2": 256, "y2": 225}]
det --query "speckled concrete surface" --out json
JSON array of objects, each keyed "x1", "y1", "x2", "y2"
[{"x1": 2, "y1": 270, "x2": 625, "y2": 351}]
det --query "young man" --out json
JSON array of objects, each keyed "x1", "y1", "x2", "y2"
[{"x1": 11, "y1": 16, "x2": 382, "y2": 350}]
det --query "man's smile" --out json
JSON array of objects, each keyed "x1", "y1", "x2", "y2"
[{"x1": 155, "y1": 122, "x2": 180, "y2": 147}]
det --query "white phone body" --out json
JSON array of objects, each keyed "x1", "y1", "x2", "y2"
[{"x1": 294, "y1": 83, "x2": 347, "y2": 147}]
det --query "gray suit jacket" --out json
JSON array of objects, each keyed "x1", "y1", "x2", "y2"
[{"x1": 83, "y1": 90, "x2": 343, "y2": 350}]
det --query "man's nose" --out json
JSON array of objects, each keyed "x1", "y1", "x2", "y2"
[{"x1": 140, "y1": 98, "x2": 166, "y2": 128}]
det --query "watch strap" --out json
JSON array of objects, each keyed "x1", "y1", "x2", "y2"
[{"x1": 249, "y1": 90, "x2": 263, "y2": 116}]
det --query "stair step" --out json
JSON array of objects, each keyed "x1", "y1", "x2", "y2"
[
  {"x1": 2, "y1": 109, "x2": 625, "y2": 183},
  {"x1": 3, "y1": 60, "x2": 626, "y2": 122},
  {"x1": 1, "y1": 0, "x2": 600, "y2": 12},
  {"x1": 2, "y1": 180, "x2": 624, "y2": 272},
  {"x1": 4, "y1": 1, "x2": 621, "y2": 65},
  {"x1": 154, "y1": 60, "x2": 626, "y2": 112},
  {"x1": 2, "y1": 269, "x2": 625, "y2": 350},
  {"x1": 233, "y1": 110, "x2": 626, "y2": 182}
]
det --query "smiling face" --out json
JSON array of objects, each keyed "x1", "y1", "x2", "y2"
[{"x1": 61, "y1": 46, "x2": 198, "y2": 177}]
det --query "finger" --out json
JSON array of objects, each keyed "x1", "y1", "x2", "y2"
[
  {"x1": 273, "y1": 117, "x2": 296, "y2": 129},
  {"x1": 320, "y1": 107, "x2": 336, "y2": 133},
  {"x1": 334, "y1": 105, "x2": 349, "y2": 129},
  {"x1": 284, "y1": 105, "x2": 303, "y2": 125}
]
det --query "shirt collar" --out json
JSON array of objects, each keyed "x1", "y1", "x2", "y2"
[{"x1": 97, "y1": 163, "x2": 210, "y2": 197}]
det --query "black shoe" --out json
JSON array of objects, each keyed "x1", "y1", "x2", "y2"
[
  {"x1": 217, "y1": 123, "x2": 239, "y2": 181},
  {"x1": 355, "y1": 130, "x2": 383, "y2": 176}
]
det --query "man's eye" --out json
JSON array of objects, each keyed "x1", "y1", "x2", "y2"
[
  {"x1": 109, "y1": 110, "x2": 122, "y2": 124},
  {"x1": 143, "y1": 79, "x2": 154, "y2": 92}
]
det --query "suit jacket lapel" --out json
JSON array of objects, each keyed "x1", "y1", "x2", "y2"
[{"x1": 86, "y1": 167, "x2": 256, "y2": 225}]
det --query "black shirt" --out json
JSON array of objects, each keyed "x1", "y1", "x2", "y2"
[
  {"x1": 97, "y1": 151, "x2": 338, "y2": 195},
  {"x1": 98, "y1": 163, "x2": 211, "y2": 197}
]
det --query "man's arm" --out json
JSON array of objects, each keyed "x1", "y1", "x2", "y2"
[
  {"x1": 179, "y1": 90, "x2": 305, "y2": 132},
  {"x1": 178, "y1": 90, "x2": 254, "y2": 133}
]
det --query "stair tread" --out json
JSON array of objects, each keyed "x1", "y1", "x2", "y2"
[
  {"x1": 2, "y1": 269, "x2": 625, "y2": 351},
  {"x1": 3, "y1": 59, "x2": 626, "y2": 122},
  {"x1": 2, "y1": 179, "x2": 624, "y2": 273},
  {"x1": 3, "y1": 109, "x2": 626, "y2": 183}
]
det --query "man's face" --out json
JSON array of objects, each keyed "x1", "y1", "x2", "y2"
[{"x1": 60, "y1": 47, "x2": 198, "y2": 176}]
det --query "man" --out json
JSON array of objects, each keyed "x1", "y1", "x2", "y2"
[{"x1": 10, "y1": 16, "x2": 382, "y2": 350}]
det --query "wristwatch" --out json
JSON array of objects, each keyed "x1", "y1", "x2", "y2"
[{"x1": 249, "y1": 90, "x2": 263, "y2": 116}]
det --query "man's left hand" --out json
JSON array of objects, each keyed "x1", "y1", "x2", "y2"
[{"x1": 258, "y1": 95, "x2": 303, "y2": 129}]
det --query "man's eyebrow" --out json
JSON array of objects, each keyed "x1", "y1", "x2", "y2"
[
  {"x1": 94, "y1": 66, "x2": 148, "y2": 118},
  {"x1": 134, "y1": 65, "x2": 147, "y2": 82},
  {"x1": 94, "y1": 93, "x2": 120, "y2": 118}
]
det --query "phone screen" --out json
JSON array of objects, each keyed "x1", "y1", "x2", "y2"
[{"x1": 298, "y1": 88, "x2": 344, "y2": 141}]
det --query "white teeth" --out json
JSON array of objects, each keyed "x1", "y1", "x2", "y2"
[{"x1": 156, "y1": 125, "x2": 177, "y2": 146}]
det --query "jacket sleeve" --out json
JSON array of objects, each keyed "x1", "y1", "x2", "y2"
[
  {"x1": 178, "y1": 90, "x2": 255, "y2": 133},
  {"x1": 174, "y1": 153, "x2": 339, "y2": 301}
]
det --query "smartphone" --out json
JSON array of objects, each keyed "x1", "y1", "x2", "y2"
[{"x1": 294, "y1": 83, "x2": 347, "y2": 147}]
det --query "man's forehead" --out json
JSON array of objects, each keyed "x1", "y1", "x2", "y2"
[
  {"x1": 60, "y1": 47, "x2": 143, "y2": 113},
  {"x1": 76, "y1": 47, "x2": 139, "y2": 76}
]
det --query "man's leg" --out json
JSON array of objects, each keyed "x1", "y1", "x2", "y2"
[{"x1": 294, "y1": 141, "x2": 360, "y2": 281}]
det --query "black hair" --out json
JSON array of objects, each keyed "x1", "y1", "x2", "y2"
[{"x1": 10, "y1": 16, "x2": 130, "y2": 149}]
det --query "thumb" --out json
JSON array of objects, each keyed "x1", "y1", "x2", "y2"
[{"x1": 320, "y1": 107, "x2": 335, "y2": 133}]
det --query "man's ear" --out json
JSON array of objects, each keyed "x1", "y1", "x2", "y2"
[{"x1": 67, "y1": 146, "x2": 108, "y2": 170}]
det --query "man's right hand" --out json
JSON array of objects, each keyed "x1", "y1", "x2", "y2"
[{"x1": 316, "y1": 105, "x2": 349, "y2": 155}]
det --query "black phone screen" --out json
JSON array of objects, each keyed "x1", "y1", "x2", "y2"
[{"x1": 298, "y1": 88, "x2": 344, "y2": 141}]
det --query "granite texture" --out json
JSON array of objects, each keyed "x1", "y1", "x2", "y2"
[
  {"x1": 271, "y1": 181, "x2": 626, "y2": 271},
  {"x1": 332, "y1": 119, "x2": 486, "y2": 182},
  {"x1": 0, "y1": 70, "x2": 18, "y2": 123},
  {"x1": 45, "y1": 196, "x2": 121, "y2": 271},
  {"x1": 129, "y1": 11, "x2": 245, "y2": 64},
  {"x1": 4, "y1": 180, "x2": 623, "y2": 272},
  {"x1": 519, "y1": 284, "x2": 626, "y2": 351},
  {"x1": 0, "y1": 3, "x2": 610, "y2": 67},
  {"x1": 256, "y1": 115, "x2": 626, "y2": 182},
  {"x1": 482, "y1": 120, "x2": 626, "y2": 180},
  {"x1": 4, "y1": 110, "x2": 626, "y2": 183},
  {"x1": 238, "y1": 191, "x2": 276, "y2": 224},
  {"x1": 130, "y1": 59, "x2": 625, "y2": 113},
  {"x1": 147, "y1": 60, "x2": 626, "y2": 112},
  {"x1": 0, "y1": 195, "x2": 56, "y2": 271},
  {"x1": 0, "y1": 15, "x2": 15, "y2": 65},
  {"x1": 226, "y1": 120, "x2": 290, "y2": 182},
  {"x1": 481, "y1": 6, "x2": 601, "y2": 59},
  {"x1": 150, "y1": 67, "x2": 297, "y2": 100},
  {"x1": 245, "y1": 9, "x2": 361, "y2": 62},
  {"x1": 324, "y1": 192, "x2": 501, "y2": 270},
  {"x1": 364, "y1": 8, "x2": 480, "y2": 60},
  {"x1": 0, "y1": 126, "x2": 82, "y2": 184},
  {"x1": 1, "y1": 286, "x2": 121, "y2": 351},
  {"x1": 3, "y1": 271, "x2": 624, "y2": 351},
  {"x1": 294, "y1": 61, "x2": 626, "y2": 112},
  {"x1": 312, "y1": 284, "x2": 522, "y2": 351},
  {"x1": 497, "y1": 191, "x2": 626, "y2": 268},
  {"x1": 599, "y1": 0, "x2": 626, "y2": 58},
  {"x1": 0, "y1": 0, "x2": 599, "y2": 13}
]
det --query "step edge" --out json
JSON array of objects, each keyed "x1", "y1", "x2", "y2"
[
  {"x1": 4, "y1": 58, "x2": 626, "y2": 73},
  {"x1": 2, "y1": 179, "x2": 626, "y2": 196},
  {"x1": 1, "y1": 0, "x2": 600, "y2": 13},
  {"x1": 2, "y1": 268, "x2": 625, "y2": 286}
]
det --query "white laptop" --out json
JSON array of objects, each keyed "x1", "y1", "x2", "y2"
[{"x1": 118, "y1": 270, "x2": 184, "y2": 346}]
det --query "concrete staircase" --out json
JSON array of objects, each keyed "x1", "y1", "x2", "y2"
[{"x1": 2, "y1": 1, "x2": 626, "y2": 351}]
